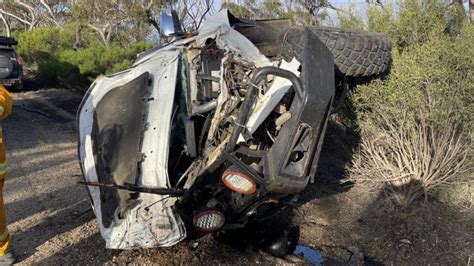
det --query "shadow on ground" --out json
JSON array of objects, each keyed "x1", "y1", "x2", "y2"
[
  {"x1": 355, "y1": 184, "x2": 473, "y2": 265},
  {"x1": 12, "y1": 200, "x2": 94, "y2": 263},
  {"x1": 290, "y1": 101, "x2": 473, "y2": 265}
]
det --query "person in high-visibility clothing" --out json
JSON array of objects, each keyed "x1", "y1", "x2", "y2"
[{"x1": 0, "y1": 85, "x2": 13, "y2": 264}]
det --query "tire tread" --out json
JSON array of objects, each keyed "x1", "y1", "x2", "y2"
[{"x1": 280, "y1": 26, "x2": 391, "y2": 77}]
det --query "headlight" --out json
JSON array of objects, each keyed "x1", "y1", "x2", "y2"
[
  {"x1": 193, "y1": 210, "x2": 225, "y2": 232},
  {"x1": 222, "y1": 170, "x2": 257, "y2": 194}
]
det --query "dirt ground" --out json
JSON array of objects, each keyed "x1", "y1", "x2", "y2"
[{"x1": 3, "y1": 89, "x2": 473, "y2": 265}]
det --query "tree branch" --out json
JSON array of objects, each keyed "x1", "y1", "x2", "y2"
[
  {"x1": 0, "y1": 8, "x2": 32, "y2": 27},
  {"x1": 197, "y1": 0, "x2": 214, "y2": 29},
  {"x1": 40, "y1": 0, "x2": 61, "y2": 27},
  {"x1": 13, "y1": 0, "x2": 36, "y2": 29},
  {"x1": 0, "y1": 13, "x2": 10, "y2": 37},
  {"x1": 87, "y1": 23, "x2": 109, "y2": 48},
  {"x1": 145, "y1": 7, "x2": 160, "y2": 33}
]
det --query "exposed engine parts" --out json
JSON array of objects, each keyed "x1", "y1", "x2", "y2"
[{"x1": 77, "y1": 9, "x2": 390, "y2": 252}]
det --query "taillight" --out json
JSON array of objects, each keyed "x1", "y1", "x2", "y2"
[
  {"x1": 222, "y1": 170, "x2": 256, "y2": 195},
  {"x1": 193, "y1": 210, "x2": 225, "y2": 232}
]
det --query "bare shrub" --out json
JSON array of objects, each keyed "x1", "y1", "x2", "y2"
[{"x1": 351, "y1": 109, "x2": 471, "y2": 207}]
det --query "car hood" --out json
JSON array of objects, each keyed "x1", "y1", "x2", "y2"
[{"x1": 77, "y1": 9, "x2": 272, "y2": 249}]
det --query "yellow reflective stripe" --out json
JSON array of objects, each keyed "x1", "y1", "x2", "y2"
[
  {"x1": 0, "y1": 161, "x2": 7, "y2": 175},
  {"x1": 0, "y1": 105, "x2": 3, "y2": 116},
  {"x1": 0, "y1": 229, "x2": 9, "y2": 242}
]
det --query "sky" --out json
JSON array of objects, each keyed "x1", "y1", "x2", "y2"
[
  {"x1": 212, "y1": 0, "x2": 396, "y2": 26},
  {"x1": 212, "y1": 0, "x2": 378, "y2": 10},
  {"x1": 208, "y1": 0, "x2": 470, "y2": 27}
]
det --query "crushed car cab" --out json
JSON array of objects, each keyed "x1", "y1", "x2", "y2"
[{"x1": 77, "y1": 9, "x2": 391, "y2": 253}]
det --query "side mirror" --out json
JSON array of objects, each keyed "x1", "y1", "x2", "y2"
[{"x1": 159, "y1": 9, "x2": 184, "y2": 37}]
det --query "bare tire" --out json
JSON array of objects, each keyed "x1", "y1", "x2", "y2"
[
  {"x1": 0, "y1": 55, "x2": 13, "y2": 79},
  {"x1": 280, "y1": 26, "x2": 391, "y2": 77}
]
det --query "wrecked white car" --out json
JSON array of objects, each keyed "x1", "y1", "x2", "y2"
[{"x1": 77, "y1": 10, "x2": 390, "y2": 255}]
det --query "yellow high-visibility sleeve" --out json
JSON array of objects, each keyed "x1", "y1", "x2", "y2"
[{"x1": 0, "y1": 86, "x2": 12, "y2": 121}]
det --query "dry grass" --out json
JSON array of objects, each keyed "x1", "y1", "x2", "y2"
[
  {"x1": 350, "y1": 109, "x2": 472, "y2": 207},
  {"x1": 434, "y1": 181, "x2": 474, "y2": 208}
]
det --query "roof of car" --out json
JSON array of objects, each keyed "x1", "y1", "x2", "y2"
[{"x1": 0, "y1": 36, "x2": 17, "y2": 46}]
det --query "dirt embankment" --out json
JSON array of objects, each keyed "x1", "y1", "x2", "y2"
[{"x1": 3, "y1": 89, "x2": 473, "y2": 265}]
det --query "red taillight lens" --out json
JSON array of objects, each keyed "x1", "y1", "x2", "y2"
[
  {"x1": 193, "y1": 210, "x2": 225, "y2": 232},
  {"x1": 222, "y1": 171, "x2": 256, "y2": 194}
]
